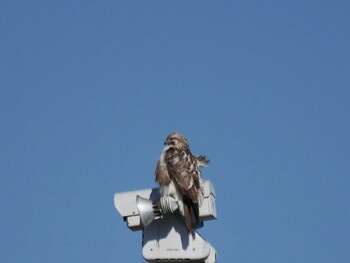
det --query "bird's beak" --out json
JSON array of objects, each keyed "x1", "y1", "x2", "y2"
[{"x1": 164, "y1": 138, "x2": 170, "y2": 145}]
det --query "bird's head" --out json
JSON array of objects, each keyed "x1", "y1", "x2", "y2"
[{"x1": 164, "y1": 132, "x2": 189, "y2": 150}]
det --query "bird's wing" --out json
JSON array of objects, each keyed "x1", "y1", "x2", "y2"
[{"x1": 165, "y1": 147, "x2": 203, "y2": 206}]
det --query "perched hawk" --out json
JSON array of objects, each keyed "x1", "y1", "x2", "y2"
[{"x1": 155, "y1": 132, "x2": 209, "y2": 233}]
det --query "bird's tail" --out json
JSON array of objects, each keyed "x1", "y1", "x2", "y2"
[
  {"x1": 183, "y1": 196, "x2": 200, "y2": 233},
  {"x1": 184, "y1": 203, "x2": 192, "y2": 233}
]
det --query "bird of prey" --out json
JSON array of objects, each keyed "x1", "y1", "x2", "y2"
[{"x1": 155, "y1": 132, "x2": 209, "y2": 233}]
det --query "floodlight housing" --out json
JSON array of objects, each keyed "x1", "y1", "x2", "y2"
[{"x1": 114, "y1": 180, "x2": 217, "y2": 263}]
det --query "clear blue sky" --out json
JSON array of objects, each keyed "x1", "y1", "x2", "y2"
[{"x1": 1, "y1": 1, "x2": 349, "y2": 262}]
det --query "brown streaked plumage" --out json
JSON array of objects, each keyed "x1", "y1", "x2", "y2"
[{"x1": 155, "y1": 132, "x2": 209, "y2": 233}]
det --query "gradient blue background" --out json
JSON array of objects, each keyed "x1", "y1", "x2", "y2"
[{"x1": 1, "y1": 1, "x2": 349, "y2": 262}]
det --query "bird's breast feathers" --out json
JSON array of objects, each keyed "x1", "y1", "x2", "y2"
[{"x1": 155, "y1": 146, "x2": 171, "y2": 186}]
